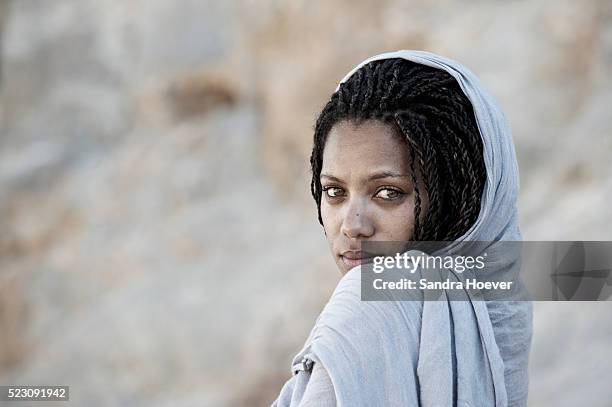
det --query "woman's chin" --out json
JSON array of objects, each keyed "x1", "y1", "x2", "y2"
[
  {"x1": 341, "y1": 256, "x2": 361, "y2": 271},
  {"x1": 339, "y1": 256, "x2": 373, "y2": 274}
]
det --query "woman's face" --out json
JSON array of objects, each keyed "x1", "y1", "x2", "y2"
[{"x1": 320, "y1": 120, "x2": 428, "y2": 274}]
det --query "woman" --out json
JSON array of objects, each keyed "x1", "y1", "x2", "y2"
[{"x1": 272, "y1": 50, "x2": 532, "y2": 407}]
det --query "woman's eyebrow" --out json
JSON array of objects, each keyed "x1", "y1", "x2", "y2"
[
  {"x1": 320, "y1": 173, "x2": 343, "y2": 182},
  {"x1": 321, "y1": 172, "x2": 411, "y2": 182},
  {"x1": 368, "y1": 171, "x2": 411, "y2": 180}
]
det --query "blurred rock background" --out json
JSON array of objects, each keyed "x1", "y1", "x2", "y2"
[{"x1": 0, "y1": 0, "x2": 611, "y2": 405}]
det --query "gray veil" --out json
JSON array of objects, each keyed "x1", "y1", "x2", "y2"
[{"x1": 287, "y1": 50, "x2": 532, "y2": 407}]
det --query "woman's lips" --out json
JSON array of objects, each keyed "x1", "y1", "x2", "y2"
[{"x1": 340, "y1": 252, "x2": 374, "y2": 270}]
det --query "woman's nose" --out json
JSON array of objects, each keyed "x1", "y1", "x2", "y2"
[{"x1": 340, "y1": 199, "x2": 374, "y2": 239}]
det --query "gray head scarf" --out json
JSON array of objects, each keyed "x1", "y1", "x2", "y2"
[{"x1": 288, "y1": 50, "x2": 532, "y2": 406}]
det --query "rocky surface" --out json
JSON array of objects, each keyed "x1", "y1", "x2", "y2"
[{"x1": 1, "y1": 0, "x2": 611, "y2": 405}]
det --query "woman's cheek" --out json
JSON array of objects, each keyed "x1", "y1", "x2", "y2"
[
  {"x1": 379, "y1": 202, "x2": 415, "y2": 241},
  {"x1": 321, "y1": 202, "x2": 339, "y2": 234}
]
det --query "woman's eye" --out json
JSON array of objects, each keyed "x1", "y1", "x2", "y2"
[
  {"x1": 323, "y1": 187, "x2": 345, "y2": 198},
  {"x1": 375, "y1": 188, "x2": 403, "y2": 200}
]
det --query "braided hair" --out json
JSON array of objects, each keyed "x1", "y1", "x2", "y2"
[{"x1": 310, "y1": 58, "x2": 487, "y2": 241}]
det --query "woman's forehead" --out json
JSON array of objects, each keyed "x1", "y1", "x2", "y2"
[{"x1": 321, "y1": 120, "x2": 412, "y2": 179}]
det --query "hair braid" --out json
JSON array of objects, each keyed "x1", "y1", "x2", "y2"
[{"x1": 402, "y1": 114, "x2": 443, "y2": 241}]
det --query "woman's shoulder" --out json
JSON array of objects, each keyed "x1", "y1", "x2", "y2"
[
  {"x1": 299, "y1": 362, "x2": 336, "y2": 406},
  {"x1": 271, "y1": 361, "x2": 336, "y2": 407}
]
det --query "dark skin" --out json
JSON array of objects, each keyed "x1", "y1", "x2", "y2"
[{"x1": 320, "y1": 120, "x2": 429, "y2": 274}]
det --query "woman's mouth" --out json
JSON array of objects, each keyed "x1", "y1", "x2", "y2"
[{"x1": 340, "y1": 251, "x2": 374, "y2": 270}]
